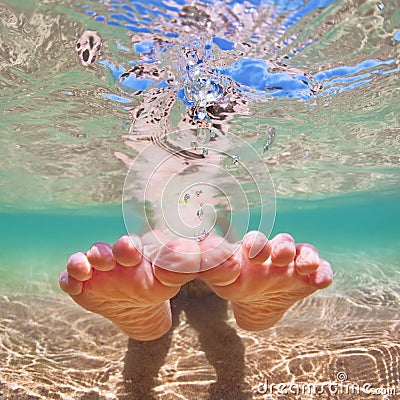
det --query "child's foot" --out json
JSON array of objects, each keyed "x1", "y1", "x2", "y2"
[
  {"x1": 59, "y1": 233, "x2": 200, "y2": 341},
  {"x1": 198, "y1": 231, "x2": 333, "y2": 331}
]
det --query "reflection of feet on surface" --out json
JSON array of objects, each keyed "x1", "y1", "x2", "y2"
[
  {"x1": 199, "y1": 231, "x2": 333, "y2": 331},
  {"x1": 59, "y1": 232, "x2": 200, "y2": 341}
]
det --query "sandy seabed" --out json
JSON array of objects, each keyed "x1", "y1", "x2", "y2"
[{"x1": 0, "y1": 283, "x2": 399, "y2": 400}]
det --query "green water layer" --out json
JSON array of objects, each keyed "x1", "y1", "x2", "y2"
[{"x1": 0, "y1": 190, "x2": 398, "y2": 293}]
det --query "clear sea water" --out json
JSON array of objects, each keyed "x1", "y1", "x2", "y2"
[{"x1": 0, "y1": 0, "x2": 399, "y2": 399}]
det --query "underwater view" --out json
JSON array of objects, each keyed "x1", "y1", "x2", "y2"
[{"x1": 1, "y1": 0, "x2": 399, "y2": 398}]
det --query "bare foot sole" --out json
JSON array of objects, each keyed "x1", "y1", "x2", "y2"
[
  {"x1": 59, "y1": 233, "x2": 200, "y2": 341},
  {"x1": 199, "y1": 231, "x2": 333, "y2": 331}
]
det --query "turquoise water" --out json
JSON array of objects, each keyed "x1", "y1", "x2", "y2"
[
  {"x1": 1, "y1": 189, "x2": 398, "y2": 292},
  {"x1": 1, "y1": 0, "x2": 400, "y2": 398}
]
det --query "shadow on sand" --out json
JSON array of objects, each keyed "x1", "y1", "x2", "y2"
[{"x1": 120, "y1": 280, "x2": 250, "y2": 400}]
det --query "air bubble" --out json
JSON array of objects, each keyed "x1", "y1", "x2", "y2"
[
  {"x1": 184, "y1": 193, "x2": 190, "y2": 203},
  {"x1": 232, "y1": 155, "x2": 240, "y2": 165},
  {"x1": 195, "y1": 230, "x2": 209, "y2": 242},
  {"x1": 196, "y1": 189, "x2": 202, "y2": 196},
  {"x1": 196, "y1": 208, "x2": 204, "y2": 219},
  {"x1": 263, "y1": 126, "x2": 276, "y2": 152},
  {"x1": 191, "y1": 141, "x2": 198, "y2": 150},
  {"x1": 202, "y1": 148, "x2": 209, "y2": 157}
]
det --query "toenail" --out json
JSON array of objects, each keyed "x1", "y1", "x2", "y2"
[
  {"x1": 247, "y1": 233, "x2": 268, "y2": 259},
  {"x1": 59, "y1": 270, "x2": 69, "y2": 283}
]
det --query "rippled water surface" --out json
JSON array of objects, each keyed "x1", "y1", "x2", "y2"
[{"x1": 0, "y1": 0, "x2": 399, "y2": 399}]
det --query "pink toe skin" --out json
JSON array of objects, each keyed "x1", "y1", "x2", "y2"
[
  {"x1": 242, "y1": 231, "x2": 271, "y2": 264},
  {"x1": 112, "y1": 234, "x2": 142, "y2": 267},
  {"x1": 152, "y1": 238, "x2": 200, "y2": 287},
  {"x1": 310, "y1": 259, "x2": 333, "y2": 289},
  {"x1": 198, "y1": 236, "x2": 241, "y2": 286},
  {"x1": 59, "y1": 270, "x2": 83, "y2": 296},
  {"x1": 153, "y1": 267, "x2": 197, "y2": 287},
  {"x1": 199, "y1": 236, "x2": 237, "y2": 271},
  {"x1": 295, "y1": 244, "x2": 320, "y2": 275},
  {"x1": 66, "y1": 252, "x2": 92, "y2": 281},
  {"x1": 87, "y1": 242, "x2": 116, "y2": 271},
  {"x1": 270, "y1": 233, "x2": 296, "y2": 266}
]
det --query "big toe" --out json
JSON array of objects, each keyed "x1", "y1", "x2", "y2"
[
  {"x1": 152, "y1": 238, "x2": 200, "y2": 287},
  {"x1": 198, "y1": 236, "x2": 241, "y2": 287},
  {"x1": 242, "y1": 230, "x2": 271, "y2": 264}
]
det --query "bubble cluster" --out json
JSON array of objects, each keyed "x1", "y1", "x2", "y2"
[{"x1": 194, "y1": 229, "x2": 209, "y2": 242}]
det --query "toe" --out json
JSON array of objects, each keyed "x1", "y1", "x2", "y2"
[
  {"x1": 67, "y1": 252, "x2": 92, "y2": 281},
  {"x1": 242, "y1": 231, "x2": 271, "y2": 264},
  {"x1": 87, "y1": 242, "x2": 116, "y2": 271},
  {"x1": 141, "y1": 230, "x2": 169, "y2": 260},
  {"x1": 199, "y1": 235, "x2": 237, "y2": 271},
  {"x1": 310, "y1": 259, "x2": 333, "y2": 289},
  {"x1": 112, "y1": 234, "x2": 142, "y2": 267},
  {"x1": 270, "y1": 233, "x2": 296, "y2": 266},
  {"x1": 295, "y1": 243, "x2": 320, "y2": 275},
  {"x1": 152, "y1": 238, "x2": 200, "y2": 286},
  {"x1": 198, "y1": 236, "x2": 241, "y2": 286},
  {"x1": 59, "y1": 270, "x2": 83, "y2": 295}
]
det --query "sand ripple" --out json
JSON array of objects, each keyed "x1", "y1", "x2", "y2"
[{"x1": 0, "y1": 286, "x2": 399, "y2": 400}]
